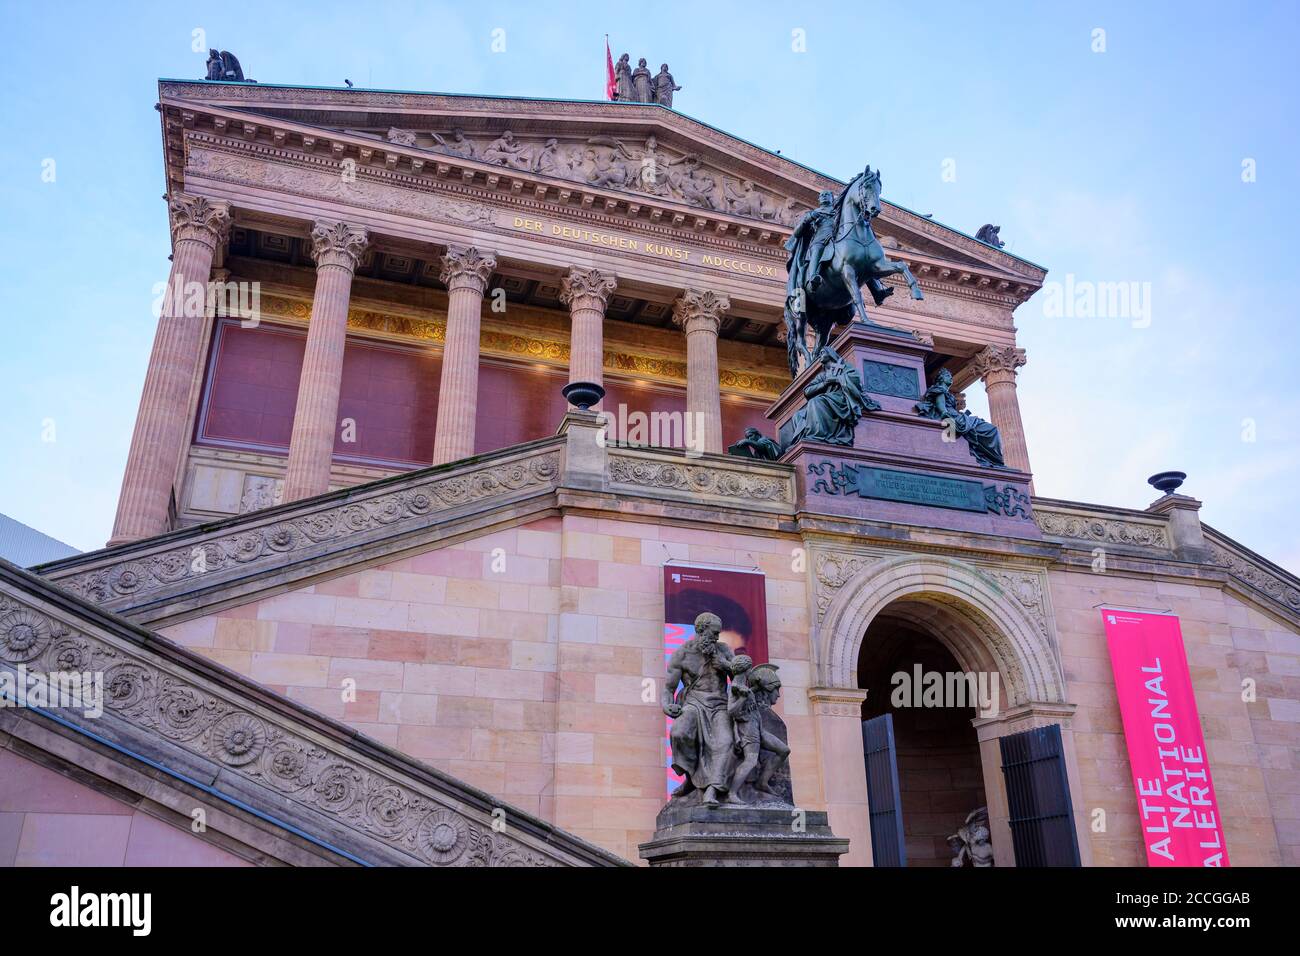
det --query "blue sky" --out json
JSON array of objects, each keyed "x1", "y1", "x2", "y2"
[{"x1": 1, "y1": 0, "x2": 1297, "y2": 572}]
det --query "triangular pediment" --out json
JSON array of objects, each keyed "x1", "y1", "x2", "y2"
[{"x1": 159, "y1": 80, "x2": 1046, "y2": 288}]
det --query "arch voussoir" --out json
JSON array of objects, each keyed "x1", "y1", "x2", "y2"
[{"x1": 815, "y1": 553, "x2": 1064, "y2": 707}]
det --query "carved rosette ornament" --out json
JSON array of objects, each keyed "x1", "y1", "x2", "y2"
[
  {"x1": 0, "y1": 583, "x2": 577, "y2": 867},
  {"x1": 168, "y1": 193, "x2": 233, "y2": 250},
  {"x1": 309, "y1": 220, "x2": 371, "y2": 273},
  {"x1": 56, "y1": 450, "x2": 562, "y2": 609},
  {"x1": 671, "y1": 288, "x2": 730, "y2": 335},
  {"x1": 439, "y1": 245, "x2": 497, "y2": 294},
  {"x1": 969, "y1": 345, "x2": 1027, "y2": 385},
  {"x1": 558, "y1": 267, "x2": 618, "y2": 310}
]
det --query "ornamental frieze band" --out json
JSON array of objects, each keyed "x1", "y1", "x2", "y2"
[{"x1": 0, "y1": 582, "x2": 608, "y2": 867}]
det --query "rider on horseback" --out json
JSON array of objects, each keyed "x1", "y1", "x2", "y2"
[{"x1": 785, "y1": 190, "x2": 837, "y2": 304}]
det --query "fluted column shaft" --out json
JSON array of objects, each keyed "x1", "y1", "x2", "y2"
[
  {"x1": 109, "y1": 194, "x2": 231, "y2": 546},
  {"x1": 672, "y1": 289, "x2": 730, "y2": 455},
  {"x1": 560, "y1": 267, "x2": 617, "y2": 404},
  {"x1": 432, "y1": 246, "x2": 496, "y2": 465},
  {"x1": 972, "y1": 345, "x2": 1033, "y2": 487},
  {"x1": 282, "y1": 221, "x2": 370, "y2": 502}
]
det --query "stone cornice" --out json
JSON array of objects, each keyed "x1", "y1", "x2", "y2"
[
  {"x1": 605, "y1": 447, "x2": 795, "y2": 513},
  {"x1": 1203, "y1": 523, "x2": 1300, "y2": 622},
  {"x1": 0, "y1": 561, "x2": 625, "y2": 867},
  {"x1": 185, "y1": 134, "x2": 1038, "y2": 315},
  {"x1": 1033, "y1": 499, "x2": 1173, "y2": 552},
  {"x1": 163, "y1": 97, "x2": 1044, "y2": 300}
]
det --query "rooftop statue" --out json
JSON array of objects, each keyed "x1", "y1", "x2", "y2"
[
  {"x1": 915, "y1": 368, "x2": 1005, "y2": 467},
  {"x1": 782, "y1": 165, "x2": 924, "y2": 378},
  {"x1": 614, "y1": 53, "x2": 634, "y2": 102},
  {"x1": 631, "y1": 58, "x2": 654, "y2": 103},
  {"x1": 613, "y1": 54, "x2": 681, "y2": 105},
  {"x1": 975, "y1": 224, "x2": 1005, "y2": 248},
  {"x1": 204, "y1": 49, "x2": 252, "y2": 83},
  {"x1": 652, "y1": 64, "x2": 682, "y2": 108}
]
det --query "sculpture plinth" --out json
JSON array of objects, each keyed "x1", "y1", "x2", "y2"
[
  {"x1": 767, "y1": 324, "x2": 1041, "y2": 541},
  {"x1": 638, "y1": 805, "x2": 849, "y2": 867}
]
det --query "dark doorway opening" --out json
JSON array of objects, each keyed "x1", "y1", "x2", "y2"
[{"x1": 858, "y1": 615, "x2": 986, "y2": 867}]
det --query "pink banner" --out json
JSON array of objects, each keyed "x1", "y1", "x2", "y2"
[{"x1": 1100, "y1": 608, "x2": 1229, "y2": 866}]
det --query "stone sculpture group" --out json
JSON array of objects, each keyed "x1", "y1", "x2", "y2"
[
  {"x1": 611, "y1": 55, "x2": 681, "y2": 107},
  {"x1": 661, "y1": 612, "x2": 792, "y2": 809}
]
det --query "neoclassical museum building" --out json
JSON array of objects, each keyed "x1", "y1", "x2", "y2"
[{"x1": 1, "y1": 67, "x2": 1297, "y2": 868}]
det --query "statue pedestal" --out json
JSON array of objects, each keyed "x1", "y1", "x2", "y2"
[
  {"x1": 637, "y1": 804, "x2": 849, "y2": 867},
  {"x1": 766, "y1": 323, "x2": 1041, "y2": 540}
]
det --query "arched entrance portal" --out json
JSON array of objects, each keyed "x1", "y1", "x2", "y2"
[
  {"x1": 811, "y1": 553, "x2": 1086, "y2": 867},
  {"x1": 858, "y1": 607, "x2": 999, "y2": 866}
]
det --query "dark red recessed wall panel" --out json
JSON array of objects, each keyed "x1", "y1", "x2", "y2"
[
  {"x1": 199, "y1": 322, "x2": 305, "y2": 449},
  {"x1": 473, "y1": 362, "x2": 571, "y2": 455},
  {"x1": 335, "y1": 339, "x2": 440, "y2": 464},
  {"x1": 197, "y1": 320, "x2": 774, "y2": 467}
]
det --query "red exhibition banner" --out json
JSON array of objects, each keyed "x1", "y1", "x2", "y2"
[
  {"x1": 1100, "y1": 608, "x2": 1229, "y2": 866},
  {"x1": 662, "y1": 564, "x2": 769, "y2": 797}
]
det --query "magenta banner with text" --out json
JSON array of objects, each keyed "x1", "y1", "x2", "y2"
[{"x1": 1100, "y1": 608, "x2": 1229, "y2": 866}]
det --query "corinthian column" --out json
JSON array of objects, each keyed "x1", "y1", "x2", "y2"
[
  {"x1": 432, "y1": 245, "x2": 496, "y2": 465},
  {"x1": 672, "y1": 289, "x2": 730, "y2": 455},
  {"x1": 559, "y1": 267, "x2": 617, "y2": 402},
  {"x1": 281, "y1": 220, "x2": 370, "y2": 502},
  {"x1": 109, "y1": 194, "x2": 231, "y2": 546},
  {"x1": 971, "y1": 345, "x2": 1033, "y2": 485}
]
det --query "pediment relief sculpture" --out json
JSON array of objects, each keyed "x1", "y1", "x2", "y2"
[{"x1": 381, "y1": 126, "x2": 808, "y2": 225}]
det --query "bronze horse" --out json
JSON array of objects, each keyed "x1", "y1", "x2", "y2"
[{"x1": 783, "y1": 166, "x2": 923, "y2": 377}]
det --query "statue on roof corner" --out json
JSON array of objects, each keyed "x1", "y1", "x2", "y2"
[
  {"x1": 975, "y1": 224, "x2": 1005, "y2": 248},
  {"x1": 781, "y1": 165, "x2": 924, "y2": 378},
  {"x1": 653, "y1": 64, "x2": 681, "y2": 107},
  {"x1": 204, "y1": 49, "x2": 251, "y2": 83}
]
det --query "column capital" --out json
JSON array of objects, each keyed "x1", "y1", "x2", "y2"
[
  {"x1": 807, "y1": 686, "x2": 868, "y2": 717},
  {"x1": 439, "y1": 244, "x2": 497, "y2": 293},
  {"x1": 970, "y1": 344, "x2": 1027, "y2": 383},
  {"x1": 671, "y1": 288, "x2": 730, "y2": 335},
  {"x1": 309, "y1": 220, "x2": 370, "y2": 273},
  {"x1": 559, "y1": 267, "x2": 617, "y2": 309},
  {"x1": 169, "y1": 193, "x2": 232, "y2": 249}
]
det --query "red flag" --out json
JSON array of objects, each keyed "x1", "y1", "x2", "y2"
[{"x1": 605, "y1": 37, "x2": 617, "y2": 100}]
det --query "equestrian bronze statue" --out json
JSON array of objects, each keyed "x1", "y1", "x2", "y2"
[{"x1": 783, "y1": 166, "x2": 923, "y2": 378}]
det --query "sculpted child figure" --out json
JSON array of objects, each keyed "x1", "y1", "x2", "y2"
[{"x1": 728, "y1": 658, "x2": 790, "y2": 801}]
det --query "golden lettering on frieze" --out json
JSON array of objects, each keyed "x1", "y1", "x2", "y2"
[
  {"x1": 257, "y1": 295, "x2": 781, "y2": 396},
  {"x1": 509, "y1": 215, "x2": 776, "y2": 278}
]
